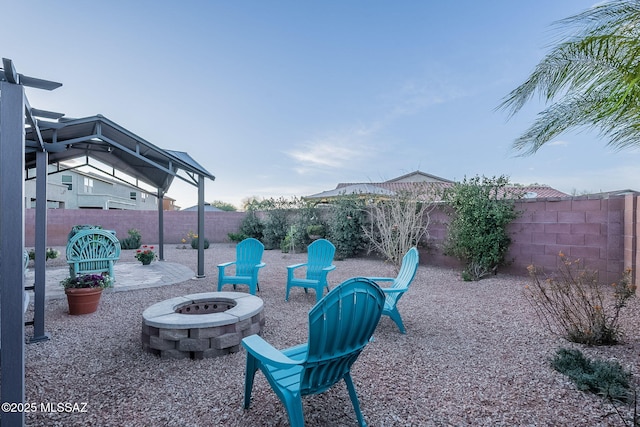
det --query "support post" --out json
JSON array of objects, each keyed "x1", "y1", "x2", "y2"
[
  {"x1": 0, "y1": 81, "x2": 26, "y2": 427},
  {"x1": 197, "y1": 174, "x2": 205, "y2": 278},
  {"x1": 31, "y1": 149, "x2": 49, "y2": 342},
  {"x1": 158, "y1": 190, "x2": 164, "y2": 261}
]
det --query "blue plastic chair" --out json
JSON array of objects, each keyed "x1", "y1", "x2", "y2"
[
  {"x1": 242, "y1": 277, "x2": 385, "y2": 427},
  {"x1": 285, "y1": 239, "x2": 336, "y2": 303},
  {"x1": 217, "y1": 238, "x2": 266, "y2": 295},
  {"x1": 367, "y1": 247, "x2": 419, "y2": 334}
]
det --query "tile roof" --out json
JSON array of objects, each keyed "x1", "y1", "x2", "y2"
[{"x1": 307, "y1": 170, "x2": 569, "y2": 201}]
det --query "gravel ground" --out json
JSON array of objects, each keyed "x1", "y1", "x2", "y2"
[{"x1": 22, "y1": 244, "x2": 640, "y2": 426}]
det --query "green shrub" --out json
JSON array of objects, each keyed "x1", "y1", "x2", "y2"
[
  {"x1": 259, "y1": 197, "x2": 292, "y2": 250},
  {"x1": 280, "y1": 226, "x2": 297, "y2": 253},
  {"x1": 28, "y1": 248, "x2": 59, "y2": 261},
  {"x1": 442, "y1": 175, "x2": 520, "y2": 280},
  {"x1": 190, "y1": 237, "x2": 210, "y2": 249},
  {"x1": 526, "y1": 255, "x2": 636, "y2": 345},
  {"x1": 288, "y1": 200, "x2": 324, "y2": 250},
  {"x1": 227, "y1": 232, "x2": 247, "y2": 242},
  {"x1": 120, "y1": 228, "x2": 142, "y2": 250},
  {"x1": 262, "y1": 210, "x2": 288, "y2": 250},
  {"x1": 327, "y1": 194, "x2": 368, "y2": 259},
  {"x1": 551, "y1": 348, "x2": 632, "y2": 403},
  {"x1": 306, "y1": 224, "x2": 325, "y2": 237},
  {"x1": 208, "y1": 200, "x2": 237, "y2": 211},
  {"x1": 239, "y1": 207, "x2": 264, "y2": 240}
]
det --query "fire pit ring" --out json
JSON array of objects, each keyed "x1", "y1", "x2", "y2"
[{"x1": 142, "y1": 292, "x2": 264, "y2": 359}]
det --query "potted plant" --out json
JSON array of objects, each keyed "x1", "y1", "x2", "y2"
[
  {"x1": 135, "y1": 245, "x2": 157, "y2": 265},
  {"x1": 61, "y1": 273, "x2": 113, "y2": 315}
]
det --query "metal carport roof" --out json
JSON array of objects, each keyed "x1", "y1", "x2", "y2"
[{"x1": 24, "y1": 114, "x2": 215, "y2": 194}]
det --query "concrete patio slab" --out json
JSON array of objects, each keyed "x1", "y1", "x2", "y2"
[{"x1": 25, "y1": 261, "x2": 196, "y2": 300}]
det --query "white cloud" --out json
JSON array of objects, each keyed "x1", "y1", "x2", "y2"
[
  {"x1": 288, "y1": 143, "x2": 358, "y2": 168},
  {"x1": 287, "y1": 72, "x2": 465, "y2": 174},
  {"x1": 286, "y1": 127, "x2": 379, "y2": 174}
]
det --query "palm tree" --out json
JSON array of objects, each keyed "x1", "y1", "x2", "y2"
[{"x1": 498, "y1": 0, "x2": 640, "y2": 155}]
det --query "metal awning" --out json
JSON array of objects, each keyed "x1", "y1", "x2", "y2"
[{"x1": 24, "y1": 114, "x2": 215, "y2": 194}]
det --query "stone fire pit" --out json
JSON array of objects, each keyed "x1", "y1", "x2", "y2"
[{"x1": 142, "y1": 292, "x2": 265, "y2": 359}]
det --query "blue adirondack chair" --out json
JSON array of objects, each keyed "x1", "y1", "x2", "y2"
[
  {"x1": 367, "y1": 247, "x2": 419, "y2": 334},
  {"x1": 242, "y1": 277, "x2": 385, "y2": 427},
  {"x1": 285, "y1": 239, "x2": 336, "y2": 303},
  {"x1": 217, "y1": 238, "x2": 266, "y2": 295}
]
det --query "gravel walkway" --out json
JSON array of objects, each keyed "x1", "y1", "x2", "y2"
[{"x1": 22, "y1": 244, "x2": 640, "y2": 426}]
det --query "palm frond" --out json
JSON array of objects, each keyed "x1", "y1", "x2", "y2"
[{"x1": 499, "y1": 0, "x2": 640, "y2": 154}]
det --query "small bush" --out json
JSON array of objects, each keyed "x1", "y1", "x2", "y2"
[
  {"x1": 120, "y1": 229, "x2": 142, "y2": 250},
  {"x1": 306, "y1": 224, "x2": 325, "y2": 237},
  {"x1": 227, "y1": 232, "x2": 247, "y2": 243},
  {"x1": 281, "y1": 225, "x2": 305, "y2": 253},
  {"x1": 280, "y1": 230, "x2": 294, "y2": 253},
  {"x1": 239, "y1": 208, "x2": 264, "y2": 241},
  {"x1": 190, "y1": 237, "x2": 210, "y2": 249},
  {"x1": 28, "y1": 248, "x2": 59, "y2": 261},
  {"x1": 327, "y1": 194, "x2": 368, "y2": 259},
  {"x1": 260, "y1": 198, "x2": 291, "y2": 250},
  {"x1": 551, "y1": 348, "x2": 632, "y2": 403},
  {"x1": 526, "y1": 254, "x2": 636, "y2": 345},
  {"x1": 208, "y1": 200, "x2": 237, "y2": 211}
]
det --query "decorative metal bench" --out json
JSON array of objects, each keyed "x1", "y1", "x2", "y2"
[{"x1": 66, "y1": 229, "x2": 121, "y2": 280}]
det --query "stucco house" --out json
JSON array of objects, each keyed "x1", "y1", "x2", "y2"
[{"x1": 24, "y1": 166, "x2": 159, "y2": 210}]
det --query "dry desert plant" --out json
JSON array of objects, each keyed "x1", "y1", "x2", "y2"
[{"x1": 525, "y1": 253, "x2": 635, "y2": 346}]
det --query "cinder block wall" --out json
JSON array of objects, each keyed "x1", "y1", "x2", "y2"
[
  {"x1": 25, "y1": 210, "x2": 245, "y2": 247},
  {"x1": 424, "y1": 193, "x2": 630, "y2": 283},
  {"x1": 25, "y1": 192, "x2": 639, "y2": 283},
  {"x1": 506, "y1": 195, "x2": 626, "y2": 284}
]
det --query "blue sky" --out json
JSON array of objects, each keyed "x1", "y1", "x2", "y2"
[{"x1": 3, "y1": 1, "x2": 635, "y2": 209}]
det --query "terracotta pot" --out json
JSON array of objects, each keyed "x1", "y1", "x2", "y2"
[{"x1": 65, "y1": 287, "x2": 103, "y2": 315}]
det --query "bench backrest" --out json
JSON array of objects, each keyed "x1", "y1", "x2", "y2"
[{"x1": 66, "y1": 229, "x2": 121, "y2": 278}]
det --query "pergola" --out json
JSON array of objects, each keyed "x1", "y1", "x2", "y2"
[{"x1": 0, "y1": 58, "x2": 215, "y2": 426}]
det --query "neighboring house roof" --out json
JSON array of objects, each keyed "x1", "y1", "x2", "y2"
[
  {"x1": 182, "y1": 203, "x2": 223, "y2": 212},
  {"x1": 514, "y1": 185, "x2": 569, "y2": 199},
  {"x1": 305, "y1": 170, "x2": 569, "y2": 201},
  {"x1": 578, "y1": 189, "x2": 639, "y2": 197},
  {"x1": 385, "y1": 170, "x2": 453, "y2": 183},
  {"x1": 307, "y1": 183, "x2": 396, "y2": 199}
]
